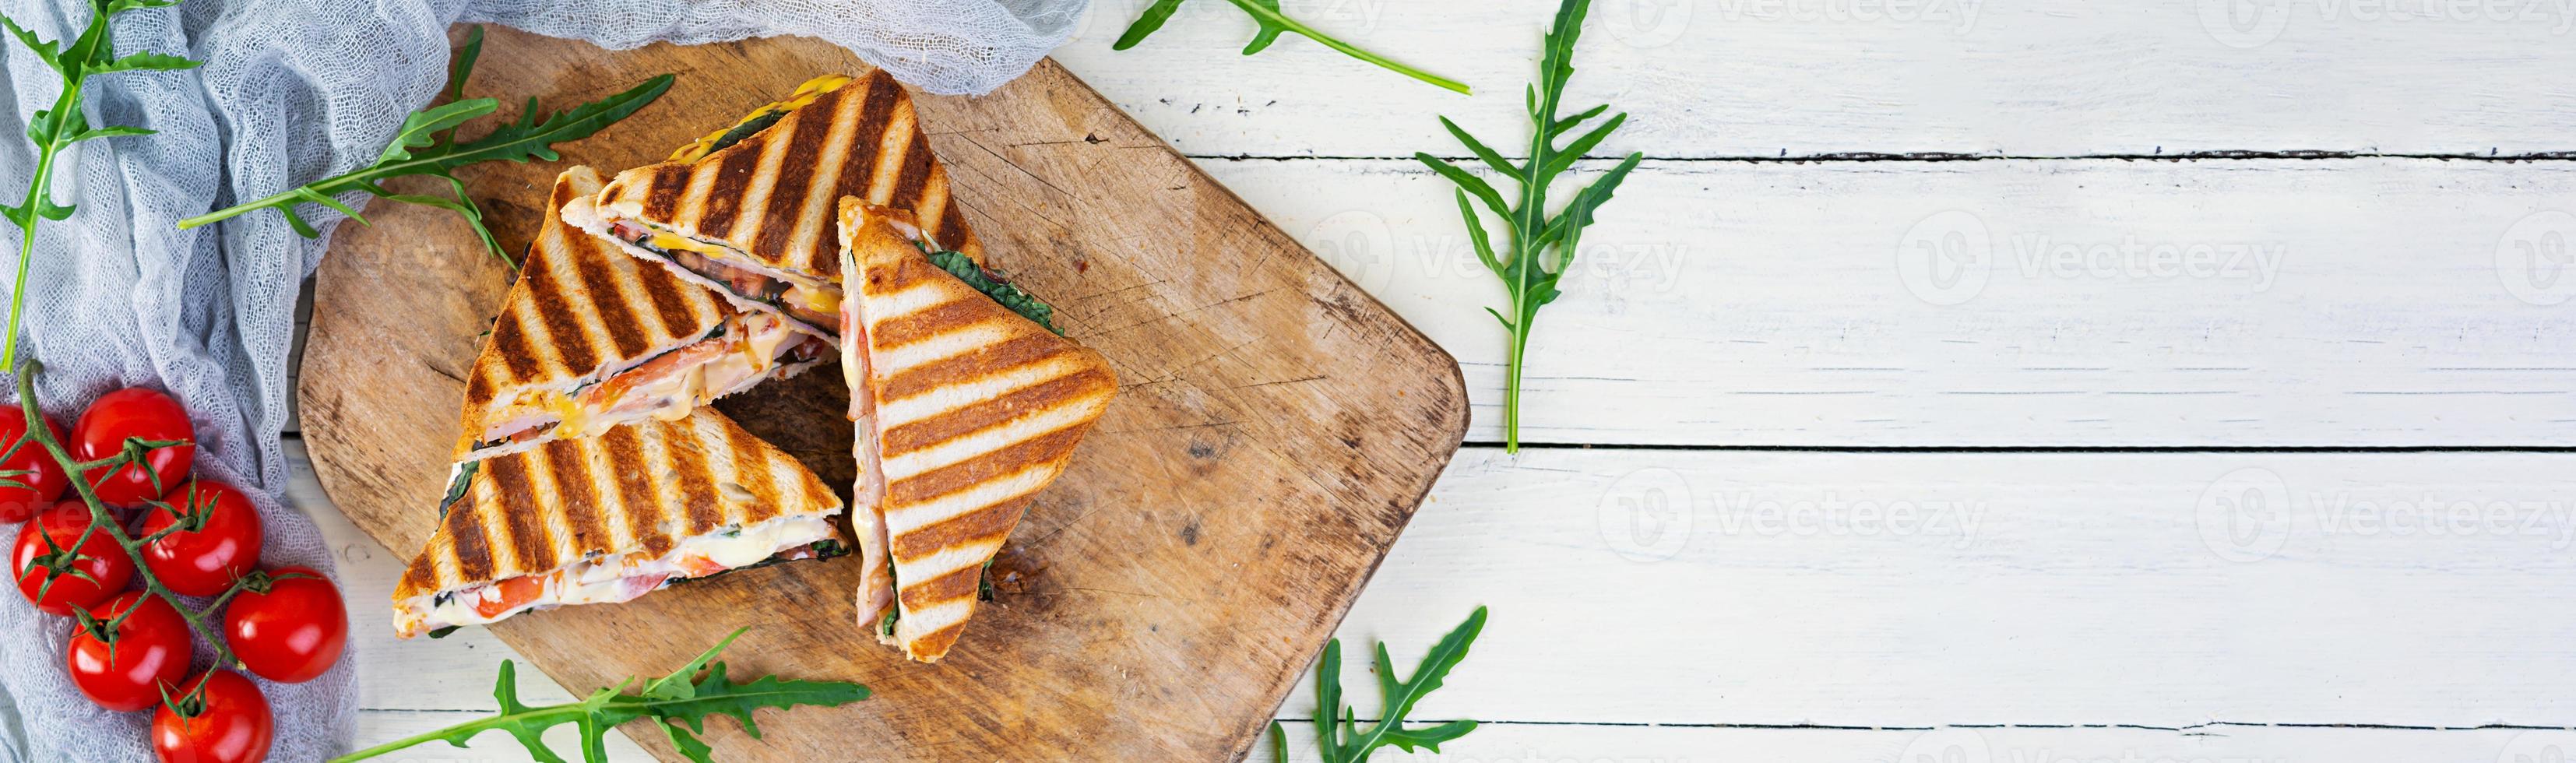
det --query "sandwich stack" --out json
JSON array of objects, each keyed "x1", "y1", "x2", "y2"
[{"x1": 392, "y1": 70, "x2": 1117, "y2": 664}]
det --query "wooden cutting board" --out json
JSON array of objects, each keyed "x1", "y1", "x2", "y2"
[{"x1": 298, "y1": 26, "x2": 1466, "y2": 762}]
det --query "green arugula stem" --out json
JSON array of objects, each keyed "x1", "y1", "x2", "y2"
[
  {"x1": 177, "y1": 28, "x2": 670, "y2": 272},
  {"x1": 172, "y1": 185, "x2": 323, "y2": 230},
  {"x1": 2, "y1": 78, "x2": 73, "y2": 368},
  {"x1": 1218, "y1": 0, "x2": 1468, "y2": 94},
  {"x1": 334, "y1": 703, "x2": 595, "y2": 761},
  {"x1": 1116, "y1": 0, "x2": 1468, "y2": 95},
  {"x1": 13, "y1": 356, "x2": 241, "y2": 668},
  {"x1": 1416, "y1": 0, "x2": 1642, "y2": 452}
]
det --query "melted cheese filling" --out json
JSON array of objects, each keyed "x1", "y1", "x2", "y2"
[{"x1": 395, "y1": 514, "x2": 836, "y2": 638}]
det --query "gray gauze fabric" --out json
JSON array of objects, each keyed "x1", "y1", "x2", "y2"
[{"x1": 0, "y1": 0, "x2": 1082, "y2": 760}]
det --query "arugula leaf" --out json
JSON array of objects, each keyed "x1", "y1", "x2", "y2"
[
  {"x1": 926, "y1": 248, "x2": 1060, "y2": 335},
  {"x1": 176, "y1": 26, "x2": 673, "y2": 270},
  {"x1": 333, "y1": 628, "x2": 867, "y2": 763},
  {"x1": 1414, "y1": 0, "x2": 1643, "y2": 452},
  {"x1": 1278, "y1": 607, "x2": 1487, "y2": 763},
  {"x1": 0, "y1": 0, "x2": 203, "y2": 366},
  {"x1": 1113, "y1": 0, "x2": 1468, "y2": 95},
  {"x1": 704, "y1": 111, "x2": 787, "y2": 156},
  {"x1": 438, "y1": 461, "x2": 479, "y2": 518}
]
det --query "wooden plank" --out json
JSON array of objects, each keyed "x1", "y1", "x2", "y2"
[
  {"x1": 1198, "y1": 157, "x2": 2576, "y2": 446},
  {"x1": 1318, "y1": 447, "x2": 2576, "y2": 727},
  {"x1": 353, "y1": 710, "x2": 2573, "y2": 763},
  {"x1": 311, "y1": 444, "x2": 2576, "y2": 731},
  {"x1": 1051, "y1": 0, "x2": 2576, "y2": 158},
  {"x1": 297, "y1": 27, "x2": 1465, "y2": 762},
  {"x1": 1260, "y1": 723, "x2": 2570, "y2": 763}
]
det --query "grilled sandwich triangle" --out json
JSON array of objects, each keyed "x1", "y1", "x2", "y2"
[
  {"x1": 457, "y1": 167, "x2": 829, "y2": 462},
  {"x1": 836, "y1": 198, "x2": 1117, "y2": 663},
  {"x1": 394, "y1": 407, "x2": 848, "y2": 638},
  {"x1": 565, "y1": 70, "x2": 983, "y2": 343}
]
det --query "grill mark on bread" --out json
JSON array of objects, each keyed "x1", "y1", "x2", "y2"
[
  {"x1": 891, "y1": 498, "x2": 1022, "y2": 561},
  {"x1": 698, "y1": 142, "x2": 763, "y2": 239},
  {"x1": 869, "y1": 297, "x2": 988, "y2": 350},
  {"x1": 449, "y1": 485, "x2": 494, "y2": 583},
  {"x1": 751, "y1": 90, "x2": 833, "y2": 266},
  {"x1": 489, "y1": 308, "x2": 541, "y2": 386},
  {"x1": 885, "y1": 378, "x2": 1097, "y2": 461},
  {"x1": 934, "y1": 188, "x2": 969, "y2": 255},
  {"x1": 909, "y1": 624, "x2": 966, "y2": 660},
  {"x1": 569, "y1": 234, "x2": 652, "y2": 359},
  {"x1": 666, "y1": 428, "x2": 721, "y2": 536},
  {"x1": 877, "y1": 333, "x2": 1062, "y2": 402},
  {"x1": 811, "y1": 75, "x2": 901, "y2": 279},
  {"x1": 403, "y1": 554, "x2": 435, "y2": 597},
  {"x1": 487, "y1": 451, "x2": 556, "y2": 574},
  {"x1": 603, "y1": 425, "x2": 674, "y2": 558},
  {"x1": 631, "y1": 257, "x2": 702, "y2": 343},
  {"x1": 899, "y1": 564, "x2": 984, "y2": 610},
  {"x1": 892, "y1": 130, "x2": 933, "y2": 213},
  {"x1": 885, "y1": 408, "x2": 1093, "y2": 495},
  {"x1": 544, "y1": 438, "x2": 606, "y2": 551},
  {"x1": 642, "y1": 165, "x2": 688, "y2": 222},
  {"x1": 465, "y1": 365, "x2": 496, "y2": 405},
  {"x1": 525, "y1": 248, "x2": 602, "y2": 378}
]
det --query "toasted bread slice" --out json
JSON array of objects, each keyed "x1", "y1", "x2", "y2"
[
  {"x1": 457, "y1": 167, "x2": 828, "y2": 462},
  {"x1": 568, "y1": 70, "x2": 982, "y2": 342},
  {"x1": 836, "y1": 198, "x2": 1115, "y2": 663},
  {"x1": 395, "y1": 407, "x2": 846, "y2": 638}
]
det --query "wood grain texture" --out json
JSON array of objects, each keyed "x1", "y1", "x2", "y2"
[{"x1": 297, "y1": 26, "x2": 1466, "y2": 761}]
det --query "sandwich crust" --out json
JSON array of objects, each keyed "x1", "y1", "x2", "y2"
[{"x1": 836, "y1": 199, "x2": 1116, "y2": 663}]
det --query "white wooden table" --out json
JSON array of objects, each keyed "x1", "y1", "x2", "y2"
[{"x1": 289, "y1": 2, "x2": 2576, "y2": 760}]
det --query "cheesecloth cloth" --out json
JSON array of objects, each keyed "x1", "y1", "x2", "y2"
[{"x1": 0, "y1": 0, "x2": 1082, "y2": 759}]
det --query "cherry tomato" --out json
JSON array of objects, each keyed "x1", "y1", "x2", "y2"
[
  {"x1": 0, "y1": 404, "x2": 69, "y2": 523},
  {"x1": 138, "y1": 481, "x2": 262, "y2": 597},
  {"x1": 223, "y1": 567, "x2": 346, "y2": 684},
  {"x1": 11, "y1": 501, "x2": 134, "y2": 616},
  {"x1": 66, "y1": 591, "x2": 192, "y2": 712},
  {"x1": 150, "y1": 670, "x2": 271, "y2": 763},
  {"x1": 73, "y1": 388, "x2": 195, "y2": 507}
]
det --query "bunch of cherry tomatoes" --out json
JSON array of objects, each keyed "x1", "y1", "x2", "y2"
[{"x1": 3, "y1": 388, "x2": 347, "y2": 763}]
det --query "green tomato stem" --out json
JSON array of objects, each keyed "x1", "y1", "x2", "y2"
[{"x1": 12, "y1": 357, "x2": 238, "y2": 669}]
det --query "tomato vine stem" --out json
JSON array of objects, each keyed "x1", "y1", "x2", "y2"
[{"x1": 13, "y1": 355, "x2": 245, "y2": 669}]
